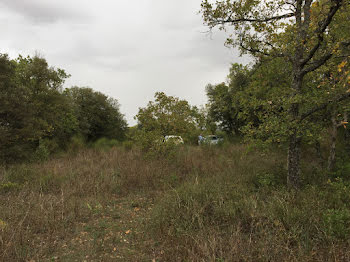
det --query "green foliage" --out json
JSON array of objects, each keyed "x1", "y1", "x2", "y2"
[
  {"x1": 132, "y1": 129, "x2": 162, "y2": 152},
  {"x1": 254, "y1": 173, "x2": 277, "y2": 188},
  {"x1": 65, "y1": 87, "x2": 127, "y2": 142},
  {"x1": 323, "y1": 209, "x2": 350, "y2": 239},
  {"x1": 324, "y1": 178, "x2": 350, "y2": 209},
  {"x1": 93, "y1": 138, "x2": 120, "y2": 151},
  {"x1": 33, "y1": 139, "x2": 52, "y2": 162},
  {"x1": 0, "y1": 54, "x2": 33, "y2": 162},
  {"x1": 132, "y1": 129, "x2": 179, "y2": 159},
  {"x1": 201, "y1": 0, "x2": 350, "y2": 187},
  {"x1": 135, "y1": 92, "x2": 202, "y2": 143},
  {"x1": 0, "y1": 54, "x2": 76, "y2": 163},
  {"x1": 206, "y1": 63, "x2": 251, "y2": 135},
  {"x1": 67, "y1": 135, "x2": 86, "y2": 153},
  {"x1": 333, "y1": 161, "x2": 350, "y2": 180},
  {"x1": 0, "y1": 53, "x2": 128, "y2": 163}
]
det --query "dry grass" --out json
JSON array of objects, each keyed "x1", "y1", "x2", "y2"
[{"x1": 0, "y1": 144, "x2": 349, "y2": 261}]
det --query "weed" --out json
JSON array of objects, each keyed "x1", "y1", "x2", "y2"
[{"x1": 0, "y1": 182, "x2": 21, "y2": 194}]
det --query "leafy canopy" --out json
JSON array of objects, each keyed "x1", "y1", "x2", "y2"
[{"x1": 135, "y1": 92, "x2": 202, "y2": 142}]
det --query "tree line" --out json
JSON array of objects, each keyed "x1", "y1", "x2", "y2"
[{"x1": 0, "y1": 54, "x2": 127, "y2": 163}]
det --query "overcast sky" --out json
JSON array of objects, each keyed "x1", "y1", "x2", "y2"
[{"x1": 0, "y1": 0, "x2": 250, "y2": 125}]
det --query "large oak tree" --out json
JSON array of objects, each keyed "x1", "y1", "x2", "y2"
[{"x1": 201, "y1": 0, "x2": 350, "y2": 188}]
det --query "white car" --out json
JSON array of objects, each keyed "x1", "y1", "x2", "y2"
[
  {"x1": 199, "y1": 135, "x2": 223, "y2": 145},
  {"x1": 164, "y1": 135, "x2": 184, "y2": 144}
]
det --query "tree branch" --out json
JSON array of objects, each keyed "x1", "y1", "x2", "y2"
[
  {"x1": 239, "y1": 42, "x2": 292, "y2": 62},
  {"x1": 301, "y1": 0, "x2": 312, "y2": 41},
  {"x1": 300, "y1": 91, "x2": 350, "y2": 121},
  {"x1": 300, "y1": 0, "x2": 344, "y2": 67},
  {"x1": 213, "y1": 13, "x2": 295, "y2": 25},
  {"x1": 302, "y1": 40, "x2": 350, "y2": 75},
  {"x1": 258, "y1": 39, "x2": 290, "y2": 58},
  {"x1": 301, "y1": 52, "x2": 333, "y2": 75}
]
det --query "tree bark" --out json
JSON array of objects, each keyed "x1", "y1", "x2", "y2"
[
  {"x1": 285, "y1": 0, "x2": 305, "y2": 189},
  {"x1": 328, "y1": 112, "x2": 347, "y2": 172},
  {"x1": 287, "y1": 78, "x2": 302, "y2": 189},
  {"x1": 287, "y1": 132, "x2": 301, "y2": 189},
  {"x1": 315, "y1": 140, "x2": 322, "y2": 162},
  {"x1": 287, "y1": 64, "x2": 303, "y2": 189},
  {"x1": 328, "y1": 114, "x2": 337, "y2": 172}
]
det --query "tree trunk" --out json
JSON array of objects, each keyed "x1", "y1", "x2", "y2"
[
  {"x1": 287, "y1": 132, "x2": 301, "y2": 189},
  {"x1": 315, "y1": 140, "x2": 322, "y2": 162},
  {"x1": 328, "y1": 113, "x2": 340, "y2": 172},
  {"x1": 288, "y1": 5, "x2": 305, "y2": 188},
  {"x1": 287, "y1": 73, "x2": 303, "y2": 189}
]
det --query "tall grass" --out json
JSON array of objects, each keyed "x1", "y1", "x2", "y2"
[{"x1": 1, "y1": 144, "x2": 349, "y2": 261}]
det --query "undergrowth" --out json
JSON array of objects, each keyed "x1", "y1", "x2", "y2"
[{"x1": 0, "y1": 144, "x2": 349, "y2": 261}]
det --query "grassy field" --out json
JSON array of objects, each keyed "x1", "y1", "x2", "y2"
[{"x1": 1, "y1": 143, "x2": 350, "y2": 261}]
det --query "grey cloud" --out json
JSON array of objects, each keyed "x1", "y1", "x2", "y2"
[
  {"x1": 182, "y1": 31, "x2": 248, "y2": 67},
  {"x1": 0, "y1": 0, "x2": 90, "y2": 24},
  {"x1": 0, "y1": 0, "x2": 250, "y2": 125}
]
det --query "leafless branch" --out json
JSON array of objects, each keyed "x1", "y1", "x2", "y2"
[
  {"x1": 213, "y1": 12, "x2": 295, "y2": 25},
  {"x1": 239, "y1": 42, "x2": 284, "y2": 58}
]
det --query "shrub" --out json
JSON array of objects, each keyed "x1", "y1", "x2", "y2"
[
  {"x1": 324, "y1": 178, "x2": 350, "y2": 209},
  {"x1": 92, "y1": 137, "x2": 120, "y2": 151},
  {"x1": 133, "y1": 130, "x2": 161, "y2": 152},
  {"x1": 133, "y1": 130, "x2": 180, "y2": 159},
  {"x1": 67, "y1": 135, "x2": 86, "y2": 153},
  {"x1": 323, "y1": 209, "x2": 350, "y2": 240},
  {"x1": 33, "y1": 139, "x2": 51, "y2": 162},
  {"x1": 254, "y1": 172, "x2": 277, "y2": 188},
  {"x1": 333, "y1": 161, "x2": 350, "y2": 180},
  {"x1": 122, "y1": 140, "x2": 134, "y2": 151}
]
